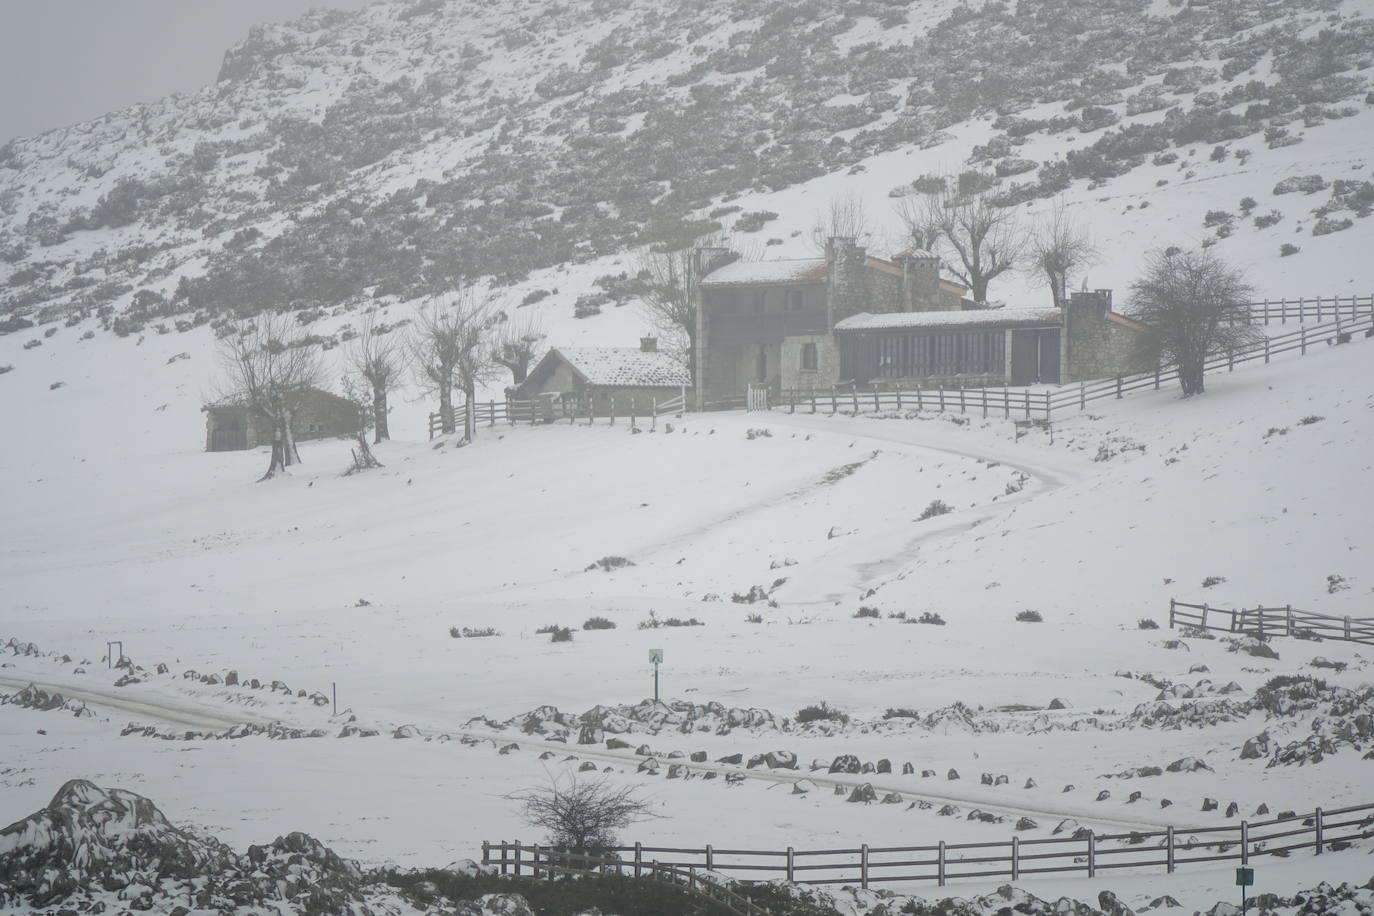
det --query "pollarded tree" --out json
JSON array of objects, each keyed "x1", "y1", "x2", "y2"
[
  {"x1": 639, "y1": 248, "x2": 703, "y2": 384},
  {"x1": 214, "y1": 311, "x2": 324, "y2": 480},
  {"x1": 344, "y1": 313, "x2": 407, "y2": 443},
  {"x1": 410, "y1": 289, "x2": 499, "y2": 442},
  {"x1": 1129, "y1": 248, "x2": 1259, "y2": 397},
  {"x1": 898, "y1": 174, "x2": 1027, "y2": 303},
  {"x1": 1031, "y1": 200, "x2": 1098, "y2": 310},
  {"x1": 491, "y1": 309, "x2": 545, "y2": 386},
  {"x1": 808, "y1": 191, "x2": 875, "y2": 255}
]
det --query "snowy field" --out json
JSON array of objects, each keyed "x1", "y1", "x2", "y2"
[{"x1": 2, "y1": 311, "x2": 1373, "y2": 912}]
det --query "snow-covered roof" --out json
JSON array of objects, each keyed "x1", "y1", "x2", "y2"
[
  {"x1": 551, "y1": 347, "x2": 691, "y2": 387},
  {"x1": 700, "y1": 258, "x2": 829, "y2": 287},
  {"x1": 834, "y1": 308, "x2": 1063, "y2": 331}
]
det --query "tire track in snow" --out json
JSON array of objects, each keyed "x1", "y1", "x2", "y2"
[{"x1": 0, "y1": 675, "x2": 277, "y2": 730}]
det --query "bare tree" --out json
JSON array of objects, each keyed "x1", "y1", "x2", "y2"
[
  {"x1": 809, "y1": 191, "x2": 874, "y2": 254},
  {"x1": 410, "y1": 290, "x2": 499, "y2": 441},
  {"x1": 1032, "y1": 201, "x2": 1098, "y2": 310},
  {"x1": 214, "y1": 311, "x2": 324, "y2": 481},
  {"x1": 340, "y1": 375, "x2": 383, "y2": 473},
  {"x1": 1128, "y1": 248, "x2": 1259, "y2": 397},
  {"x1": 491, "y1": 309, "x2": 546, "y2": 386},
  {"x1": 508, "y1": 772, "x2": 658, "y2": 854},
  {"x1": 344, "y1": 313, "x2": 407, "y2": 443},
  {"x1": 898, "y1": 176, "x2": 1027, "y2": 303},
  {"x1": 638, "y1": 249, "x2": 702, "y2": 382}
]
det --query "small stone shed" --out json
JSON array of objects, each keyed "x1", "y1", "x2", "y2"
[
  {"x1": 204, "y1": 387, "x2": 358, "y2": 452},
  {"x1": 518, "y1": 338, "x2": 690, "y2": 418}
]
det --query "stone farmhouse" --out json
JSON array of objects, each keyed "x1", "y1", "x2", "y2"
[
  {"x1": 518, "y1": 338, "x2": 690, "y2": 417},
  {"x1": 693, "y1": 238, "x2": 1148, "y2": 407},
  {"x1": 203, "y1": 387, "x2": 358, "y2": 452}
]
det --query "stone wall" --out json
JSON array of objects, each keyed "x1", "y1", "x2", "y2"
[
  {"x1": 1062, "y1": 291, "x2": 1150, "y2": 381},
  {"x1": 780, "y1": 334, "x2": 840, "y2": 391}
]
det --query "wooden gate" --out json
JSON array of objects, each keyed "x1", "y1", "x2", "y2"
[
  {"x1": 1011, "y1": 329, "x2": 1060, "y2": 384},
  {"x1": 746, "y1": 383, "x2": 769, "y2": 412}
]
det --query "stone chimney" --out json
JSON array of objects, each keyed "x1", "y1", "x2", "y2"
[
  {"x1": 826, "y1": 236, "x2": 867, "y2": 322},
  {"x1": 1068, "y1": 288, "x2": 1113, "y2": 317},
  {"x1": 895, "y1": 249, "x2": 941, "y2": 311},
  {"x1": 640, "y1": 336, "x2": 658, "y2": 353}
]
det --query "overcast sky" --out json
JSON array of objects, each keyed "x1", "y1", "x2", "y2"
[{"x1": 0, "y1": 0, "x2": 373, "y2": 145}]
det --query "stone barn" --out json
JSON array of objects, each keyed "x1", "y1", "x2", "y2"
[
  {"x1": 204, "y1": 387, "x2": 359, "y2": 452},
  {"x1": 518, "y1": 338, "x2": 690, "y2": 418}
]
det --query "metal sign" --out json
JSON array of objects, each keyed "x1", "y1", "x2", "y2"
[
  {"x1": 1235, "y1": 866, "x2": 1254, "y2": 887},
  {"x1": 649, "y1": 648, "x2": 664, "y2": 664}
]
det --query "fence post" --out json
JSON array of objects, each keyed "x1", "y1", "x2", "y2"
[
  {"x1": 1166, "y1": 827, "x2": 1175, "y2": 873},
  {"x1": 1169, "y1": 598, "x2": 1176, "y2": 628},
  {"x1": 1228, "y1": 347, "x2": 1234, "y2": 371},
  {"x1": 916, "y1": 386, "x2": 924, "y2": 412},
  {"x1": 1346, "y1": 616, "x2": 1353, "y2": 640},
  {"x1": 1265, "y1": 337, "x2": 1271, "y2": 364},
  {"x1": 706, "y1": 843, "x2": 713, "y2": 871},
  {"x1": 1087, "y1": 831, "x2": 1096, "y2": 878},
  {"x1": 1155, "y1": 360, "x2": 1161, "y2": 389},
  {"x1": 982, "y1": 387, "x2": 988, "y2": 419},
  {"x1": 860, "y1": 843, "x2": 869, "y2": 889},
  {"x1": 1116, "y1": 375, "x2": 1123, "y2": 399},
  {"x1": 1011, "y1": 836, "x2": 1020, "y2": 881},
  {"x1": 1301, "y1": 327, "x2": 1307, "y2": 355},
  {"x1": 489, "y1": 400, "x2": 496, "y2": 426},
  {"x1": 1024, "y1": 390, "x2": 1030, "y2": 419},
  {"x1": 514, "y1": 840, "x2": 521, "y2": 876},
  {"x1": 1286, "y1": 604, "x2": 1294, "y2": 636},
  {"x1": 831, "y1": 386, "x2": 837, "y2": 415},
  {"x1": 634, "y1": 841, "x2": 643, "y2": 877},
  {"x1": 1079, "y1": 380, "x2": 1086, "y2": 410},
  {"x1": 896, "y1": 384, "x2": 903, "y2": 410},
  {"x1": 811, "y1": 391, "x2": 817, "y2": 414},
  {"x1": 937, "y1": 840, "x2": 945, "y2": 886},
  {"x1": 1315, "y1": 807, "x2": 1324, "y2": 854},
  {"x1": 482, "y1": 841, "x2": 490, "y2": 867},
  {"x1": 852, "y1": 387, "x2": 859, "y2": 414},
  {"x1": 610, "y1": 397, "x2": 616, "y2": 426},
  {"x1": 532, "y1": 844, "x2": 541, "y2": 879},
  {"x1": 940, "y1": 385, "x2": 946, "y2": 412},
  {"x1": 1300, "y1": 297, "x2": 1306, "y2": 323},
  {"x1": 874, "y1": 386, "x2": 880, "y2": 412},
  {"x1": 1240, "y1": 821, "x2": 1249, "y2": 865},
  {"x1": 1003, "y1": 386, "x2": 1009, "y2": 419},
  {"x1": 1202, "y1": 603, "x2": 1209, "y2": 629},
  {"x1": 786, "y1": 846, "x2": 795, "y2": 883},
  {"x1": 790, "y1": 389, "x2": 795, "y2": 414},
  {"x1": 651, "y1": 398, "x2": 657, "y2": 431},
  {"x1": 959, "y1": 386, "x2": 965, "y2": 413}
]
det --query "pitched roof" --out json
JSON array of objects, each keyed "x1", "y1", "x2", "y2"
[
  {"x1": 834, "y1": 308, "x2": 1063, "y2": 331},
  {"x1": 548, "y1": 346, "x2": 691, "y2": 387},
  {"x1": 699, "y1": 258, "x2": 829, "y2": 287}
]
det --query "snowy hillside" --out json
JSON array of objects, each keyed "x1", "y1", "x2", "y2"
[{"x1": 1, "y1": 0, "x2": 1373, "y2": 360}]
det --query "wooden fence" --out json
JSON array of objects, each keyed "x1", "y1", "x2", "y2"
[
  {"x1": 484, "y1": 801, "x2": 1373, "y2": 890},
  {"x1": 1243, "y1": 294, "x2": 1372, "y2": 326},
  {"x1": 779, "y1": 310, "x2": 1373, "y2": 423},
  {"x1": 428, "y1": 388, "x2": 688, "y2": 439},
  {"x1": 1169, "y1": 600, "x2": 1374, "y2": 646}
]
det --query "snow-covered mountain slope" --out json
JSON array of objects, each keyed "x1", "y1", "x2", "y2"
[{"x1": 1, "y1": 0, "x2": 1372, "y2": 360}]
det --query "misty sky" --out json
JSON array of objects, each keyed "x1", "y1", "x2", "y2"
[{"x1": 0, "y1": 0, "x2": 373, "y2": 145}]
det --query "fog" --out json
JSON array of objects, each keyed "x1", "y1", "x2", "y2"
[{"x1": 0, "y1": 0, "x2": 372, "y2": 144}]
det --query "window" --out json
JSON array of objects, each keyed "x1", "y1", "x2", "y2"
[
  {"x1": 751, "y1": 291, "x2": 766, "y2": 313},
  {"x1": 800, "y1": 342, "x2": 818, "y2": 371},
  {"x1": 785, "y1": 289, "x2": 804, "y2": 311}
]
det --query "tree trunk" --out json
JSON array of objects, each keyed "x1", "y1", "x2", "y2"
[
  {"x1": 282, "y1": 406, "x2": 301, "y2": 466},
  {"x1": 373, "y1": 387, "x2": 389, "y2": 443},
  {"x1": 971, "y1": 276, "x2": 990, "y2": 304},
  {"x1": 463, "y1": 382, "x2": 477, "y2": 442},
  {"x1": 439, "y1": 377, "x2": 455, "y2": 435},
  {"x1": 262, "y1": 417, "x2": 289, "y2": 480},
  {"x1": 511, "y1": 362, "x2": 528, "y2": 385}
]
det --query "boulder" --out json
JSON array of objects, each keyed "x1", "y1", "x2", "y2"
[
  {"x1": 1166, "y1": 756, "x2": 1213, "y2": 773},
  {"x1": 690, "y1": 751, "x2": 708, "y2": 763},
  {"x1": 1128, "y1": 791, "x2": 1142, "y2": 803},
  {"x1": 1240, "y1": 734, "x2": 1270, "y2": 760},
  {"x1": 1048, "y1": 698, "x2": 1071, "y2": 710},
  {"x1": 1015, "y1": 817, "x2": 1038, "y2": 831},
  {"x1": 947, "y1": 768, "x2": 960, "y2": 781},
  {"x1": 1098, "y1": 890, "x2": 1138, "y2": 916},
  {"x1": 1225, "y1": 802, "x2": 1239, "y2": 817},
  {"x1": 1202, "y1": 797, "x2": 1218, "y2": 812},
  {"x1": 791, "y1": 780, "x2": 816, "y2": 795},
  {"x1": 666, "y1": 764, "x2": 687, "y2": 779},
  {"x1": 994, "y1": 775, "x2": 1009, "y2": 786},
  {"x1": 765, "y1": 750, "x2": 797, "y2": 769},
  {"x1": 635, "y1": 743, "x2": 652, "y2": 756},
  {"x1": 980, "y1": 773, "x2": 994, "y2": 786},
  {"x1": 848, "y1": 783, "x2": 877, "y2": 803},
  {"x1": 746, "y1": 754, "x2": 766, "y2": 769},
  {"x1": 1062, "y1": 784, "x2": 1074, "y2": 793},
  {"x1": 876, "y1": 758, "x2": 891, "y2": 774},
  {"x1": 829, "y1": 754, "x2": 862, "y2": 774},
  {"x1": 1024, "y1": 778, "x2": 1037, "y2": 789},
  {"x1": 880, "y1": 792, "x2": 903, "y2": 804},
  {"x1": 1053, "y1": 818, "x2": 1079, "y2": 835},
  {"x1": 497, "y1": 741, "x2": 518, "y2": 754},
  {"x1": 1160, "y1": 798, "x2": 1173, "y2": 808},
  {"x1": 716, "y1": 753, "x2": 743, "y2": 765},
  {"x1": 860, "y1": 761, "x2": 876, "y2": 774},
  {"x1": 901, "y1": 762, "x2": 914, "y2": 775},
  {"x1": 224, "y1": 671, "x2": 238, "y2": 686},
  {"x1": 937, "y1": 804, "x2": 959, "y2": 816},
  {"x1": 1096, "y1": 790, "x2": 1111, "y2": 802},
  {"x1": 637, "y1": 758, "x2": 659, "y2": 774},
  {"x1": 921, "y1": 769, "x2": 936, "y2": 778}
]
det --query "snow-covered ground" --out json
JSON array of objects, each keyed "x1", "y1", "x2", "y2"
[{"x1": 2, "y1": 306, "x2": 1372, "y2": 912}]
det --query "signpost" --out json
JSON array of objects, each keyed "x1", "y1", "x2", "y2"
[
  {"x1": 1236, "y1": 866, "x2": 1254, "y2": 912},
  {"x1": 649, "y1": 649, "x2": 663, "y2": 703}
]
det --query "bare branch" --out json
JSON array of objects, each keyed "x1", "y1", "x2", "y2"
[
  {"x1": 1031, "y1": 200, "x2": 1099, "y2": 309},
  {"x1": 506, "y1": 772, "x2": 659, "y2": 853},
  {"x1": 897, "y1": 175, "x2": 1027, "y2": 303}
]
